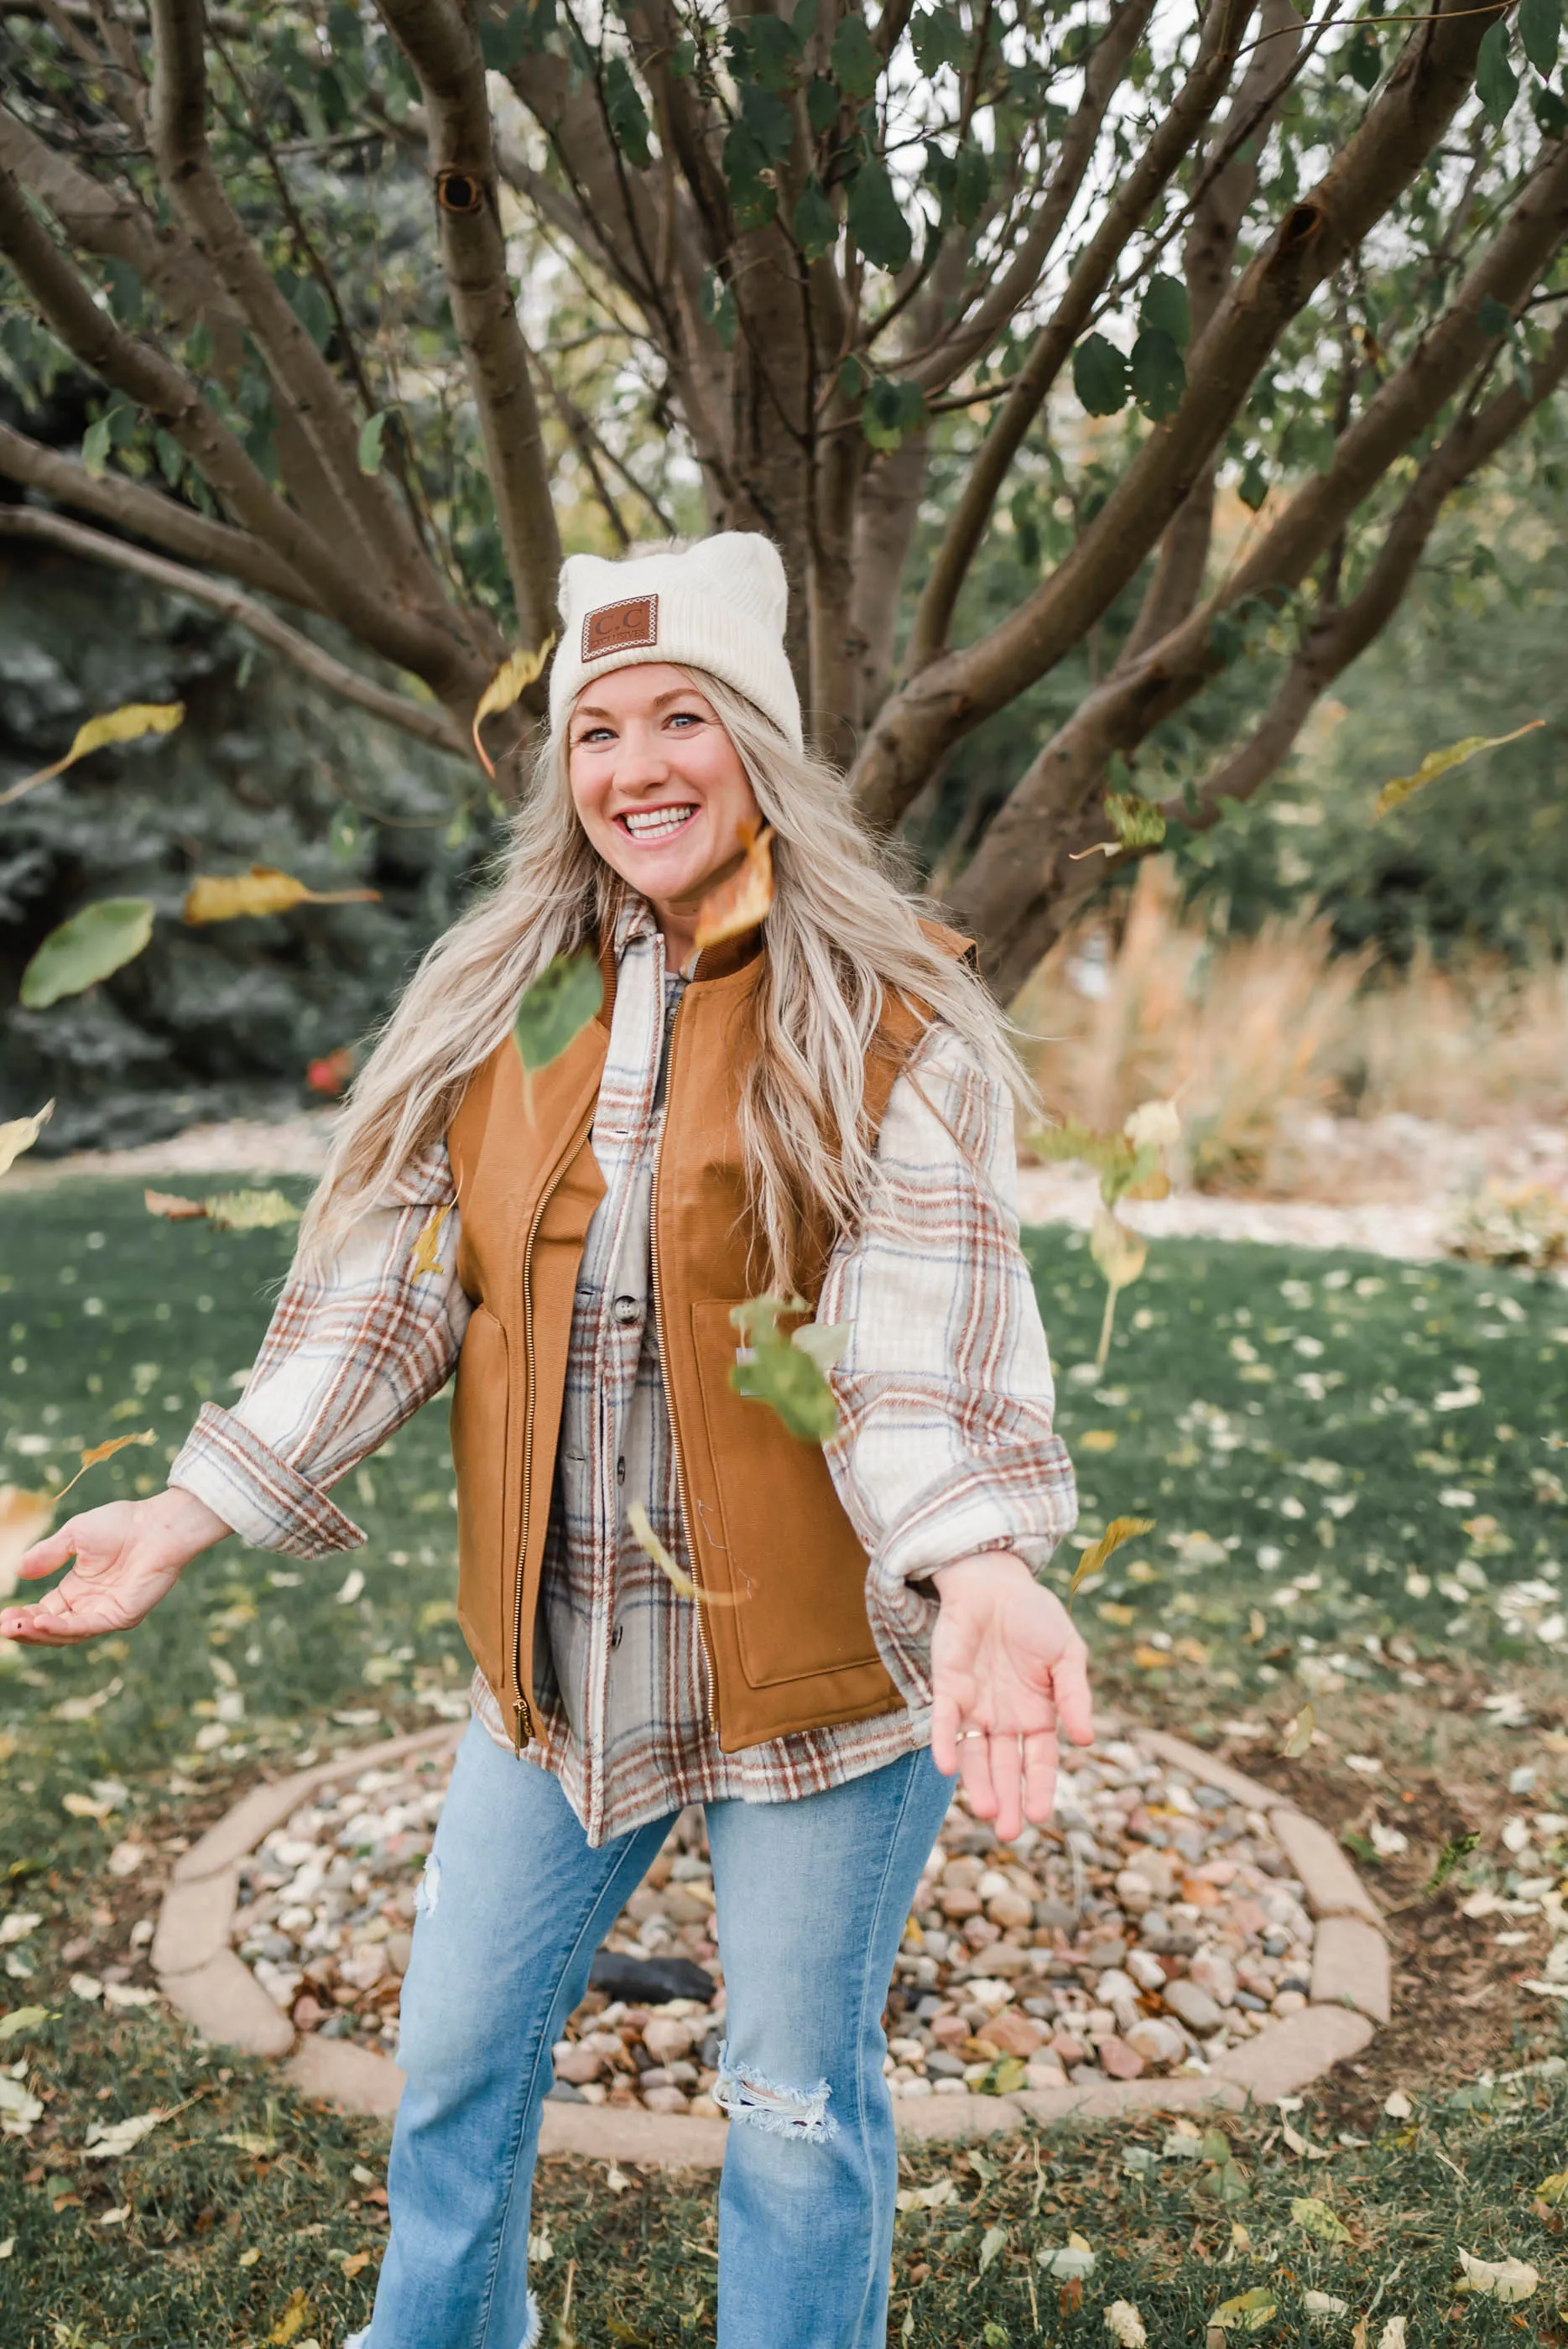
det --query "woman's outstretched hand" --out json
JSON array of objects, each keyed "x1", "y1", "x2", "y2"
[
  {"x1": 929, "y1": 1550, "x2": 1093, "y2": 1843},
  {"x1": 0, "y1": 1487, "x2": 232, "y2": 1646}
]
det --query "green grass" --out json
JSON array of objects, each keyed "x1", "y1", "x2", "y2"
[{"x1": 3, "y1": 1177, "x2": 1566, "y2": 2345}]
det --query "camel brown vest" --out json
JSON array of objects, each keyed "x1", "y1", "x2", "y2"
[{"x1": 443, "y1": 924, "x2": 968, "y2": 1756}]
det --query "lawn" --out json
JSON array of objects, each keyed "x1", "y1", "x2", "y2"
[{"x1": 3, "y1": 1176, "x2": 1566, "y2": 2346}]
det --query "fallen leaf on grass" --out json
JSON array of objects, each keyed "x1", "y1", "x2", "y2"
[
  {"x1": 1304, "y1": 2290, "x2": 1349, "y2": 2317},
  {"x1": 268, "y1": 2288, "x2": 315, "y2": 2345},
  {"x1": 1292, "y1": 2195, "x2": 1353, "y2": 2243},
  {"x1": 1375, "y1": 2320, "x2": 1406, "y2": 2348},
  {"x1": 978, "y1": 2223, "x2": 1008, "y2": 2270},
  {"x1": 0, "y1": 1099, "x2": 53, "y2": 1176},
  {"x1": 341, "y1": 2250, "x2": 372, "y2": 2277},
  {"x1": 184, "y1": 866, "x2": 379, "y2": 923},
  {"x1": 1104, "y1": 2304, "x2": 1148, "y2": 2346},
  {"x1": 83, "y1": 2107, "x2": 169, "y2": 2159},
  {"x1": 238, "y1": 2247, "x2": 261, "y2": 2267},
  {"x1": 626, "y1": 1501, "x2": 744, "y2": 1606},
  {"x1": 0, "y1": 2077, "x2": 43, "y2": 2136},
  {"x1": 1068, "y1": 1516, "x2": 1156, "y2": 1606},
  {"x1": 895, "y1": 2177, "x2": 957, "y2": 2211},
  {"x1": 1279, "y1": 1704, "x2": 1315, "y2": 1758},
  {"x1": 1456, "y1": 2248, "x2": 1538, "y2": 2301},
  {"x1": 0, "y1": 2238, "x2": 13, "y2": 2258},
  {"x1": 1207, "y1": 2285, "x2": 1276, "y2": 2334},
  {"x1": 1536, "y1": 2167, "x2": 1568, "y2": 2204},
  {"x1": 1282, "y1": 2124, "x2": 1333, "y2": 2161},
  {"x1": 694, "y1": 821, "x2": 774, "y2": 951},
  {"x1": 1037, "y1": 2234, "x2": 1095, "y2": 2278},
  {"x1": 0, "y1": 2008, "x2": 52, "y2": 2041}
]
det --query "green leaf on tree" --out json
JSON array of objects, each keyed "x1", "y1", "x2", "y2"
[
  {"x1": 357, "y1": 409, "x2": 393, "y2": 475},
  {"x1": 604, "y1": 57, "x2": 654, "y2": 169},
  {"x1": 81, "y1": 415, "x2": 112, "y2": 479},
  {"x1": 513, "y1": 950, "x2": 604, "y2": 1074},
  {"x1": 846, "y1": 159, "x2": 913, "y2": 271},
  {"x1": 20, "y1": 898, "x2": 157, "y2": 1008},
  {"x1": 830, "y1": 14, "x2": 880, "y2": 98},
  {"x1": 1477, "y1": 295, "x2": 1513, "y2": 340},
  {"x1": 1072, "y1": 333, "x2": 1128, "y2": 416},
  {"x1": 1341, "y1": 26, "x2": 1382, "y2": 89},
  {"x1": 1238, "y1": 456, "x2": 1268, "y2": 510},
  {"x1": 479, "y1": 5, "x2": 530, "y2": 69},
  {"x1": 1519, "y1": 0, "x2": 1561, "y2": 76},
  {"x1": 862, "y1": 375, "x2": 927, "y2": 452},
  {"x1": 738, "y1": 77, "x2": 794, "y2": 162},
  {"x1": 728, "y1": 1294, "x2": 844, "y2": 1443},
  {"x1": 1475, "y1": 21, "x2": 1519, "y2": 123},
  {"x1": 1532, "y1": 80, "x2": 1568, "y2": 133},
  {"x1": 721, "y1": 122, "x2": 779, "y2": 232},
  {"x1": 952, "y1": 141, "x2": 991, "y2": 227},
  {"x1": 806, "y1": 72, "x2": 841, "y2": 133},
  {"x1": 1130, "y1": 327, "x2": 1185, "y2": 421},
  {"x1": 736, "y1": 13, "x2": 804, "y2": 93},
  {"x1": 794, "y1": 174, "x2": 838, "y2": 262},
  {"x1": 1139, "y1": 273, "x2": 1190, "y2": 351},
  {"x1": 911, "y1": 7, "x2": 970, "y2": 72}
]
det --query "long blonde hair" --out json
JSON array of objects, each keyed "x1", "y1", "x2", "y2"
[{"x1": 294, "y1": 669, "x2": 1031, "y2": 1289}]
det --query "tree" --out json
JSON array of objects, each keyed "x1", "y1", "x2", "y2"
[{"x1": 2, "y1": 0, "x2": 1566, "y2": 990}]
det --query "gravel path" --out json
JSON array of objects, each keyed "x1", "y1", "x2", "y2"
[{"x1": 230, "y1": 1736, "x2": 1316, "y2": 2115}]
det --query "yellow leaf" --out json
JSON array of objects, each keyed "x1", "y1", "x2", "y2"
[
  {"x1": 1097, "y1": 1602, "x2": 1135, "y2": 1626},
  {"x1": 0, "y1": 1099, "x2": 54, "y2": 1177},
  {"x1": 1173, "y1": 1636, "x2": 1209, "y2": 1665},
  {"x1": 694, "y1": 822, "x2": 774, "y2": 951},
  {"x1": 268, "y1": 2288, "x2": 314, "y2": 2345},
  {"x1": 1280, "y1": 1703, "x2": 1315, "y2": 1758},
  {"x1": 0, "y1": 701, "x2": 184, "y2": 808},
  {"x1": 1373, "y1": 720, "x2": 1542, "y2": 819},
  {"x1": 238, "y1": 2247, "x2": 261, "y2": 2267},
  {"x1": 143, "y1": 1187, "x2": 208, "y2": 1221},
  {"x1": 1133, "y1": 1643, "x2": 1171, "y2": 1669},
  {"x1": 51, "y1": 1430, "x2": 156, "y2": 1508},
  {"x1": 408, "y1": 1206, "x2": 450, "y2": 1279},
  {"x1": 183, "y1": 865, "x2": 380, "y2": 923},
  {"x1": 1079, "y1": 1429, "x2": 1118, "y2": 1452},
  {"x1": 0, "y1": 1486, "x2": 56, "y2": 1598},
  {"x1": 625, "y1": 1500, "x2": 743, "y2": 1606},
  {"x1": 1456, "y1": 2249, "x2": 1538, "y2": 2302},
  {"x1": 341, "y1": 2249, "x2": 372, "y2": 2277},
  {"x1": 471, "y1": 636, "x2": 555, "y2": 777},
  {"x1": 201, "y1": 1190, "x2": 302, "y2": 1232},
  {"x1": 1291, "y1": 2195, "x2": 1353, "y2": 2244},
  {"x1": 1068, "y1": 1516, "x2": 1157, "y2": 1605},
  {"x1": 1535, "y1": 2168, "x2": 1568, "y2": 2205}
]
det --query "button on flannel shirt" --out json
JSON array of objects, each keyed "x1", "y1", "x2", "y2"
[{"x1": 169, "y1": 904, "x2": 1077, "y2": 1846}]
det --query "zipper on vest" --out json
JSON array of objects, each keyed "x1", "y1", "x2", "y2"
[
  {"x1": 648, "y1": 997, "x2": 721, "y2": 1741},
  {"x1": 510, "y1": 1100, "x2": 596, "y2": 1758}
]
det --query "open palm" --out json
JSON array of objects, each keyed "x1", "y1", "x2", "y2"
[
  {"x1": 1, "y1": 1493, "x2": 222, "y2": 1646},
  {"x1": 930, "y1": 1554, "x2": 1093, "y2": 1841}
]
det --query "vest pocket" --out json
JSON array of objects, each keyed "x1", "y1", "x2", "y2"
[
  {"x1": 449, "y1": 1303, "x2": 511, "y2": 1693},
  {"x1": 688, "y1": 1298, "x2": 882, "y2": 1687}
]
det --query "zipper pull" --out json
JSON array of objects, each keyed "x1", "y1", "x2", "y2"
[{"x1": 512, "y1": 1694, "x2": 533, "y2": 1753}]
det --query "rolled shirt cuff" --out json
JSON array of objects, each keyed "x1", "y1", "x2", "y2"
[{"x1": 167, "y1": 1401, "x2": 367, "y2": 1560}]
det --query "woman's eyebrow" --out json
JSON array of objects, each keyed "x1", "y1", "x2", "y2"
[{"x1": 574, "y1": 690, "x2": 706, "y2": 723}]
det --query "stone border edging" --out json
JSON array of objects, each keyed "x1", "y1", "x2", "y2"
[{"x1": 152, "y1": 1722, "x2": 1389, "y2": 2166}]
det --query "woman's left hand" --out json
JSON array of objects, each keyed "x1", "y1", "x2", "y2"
[{"x1": 928, "y1": 1550, "x2": 1093, "y2": 1841}]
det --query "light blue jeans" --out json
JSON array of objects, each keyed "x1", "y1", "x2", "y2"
[{"x1": 348, "y1": 1715, "x2": 954, "y2": 2349}]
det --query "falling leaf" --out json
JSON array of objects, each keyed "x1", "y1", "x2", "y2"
[
  {"x1": 203, "y1": 1190, "x2": 301, "y2": 1232},
  {"x1": 1104, "y1": 2305, "x2": 1149, "y2": 2347},
  {"x1": 1090, "y1": 1205, "x2": 1148, "y2": 1370},
  {"x1": 513, "y1": 951, "x2": 604, "y2": 1075},
  {"x1": 1071, "y1": 790, "x2": 1167, "y2": 858},
  {"x1": 1373, "y1": 720, "x2": 1543, "y2": 818},
  {"x1": 978, "y1": 2223, "x2": 1008, "y2": 2270},
  {"x1": 143, "y1": 1188, "x2": 208, "y2": 1221},
  {"x1": 336, "y1": 1568, "x2": 366, "y2": 1606},
  {"x1": 1456, "y1": 2249, "x2": 1539, "y2": 2302},
  {"x1": 408, "y1": 1206, "x2": 450, "y2": 1279},
  {"x1": 184, "y1": 866, "x2": 379, "y2": 923},
  {"x1": 1079, "y1": 1428, "x2": 1118, "y2": 1452},
  {"x1": 1291, "y1": 2195, "x2": 1353, "y2": 2243},
  {"x1": 19, "y1": 898, "x2": 157, "y2": 1008},
  {"x1": 0, "y1": 699, "x2": 184, "y2": 807},
  {"x1": 268, "y1": 2288, "x2": 315, "y2": 2346},
  {"x1": 1280, "y1": 1704, "x2": 1315, "y2": 1758},
  {"x1": 0, "y1": 2008, "x2": 51, "y2": 2042},
  {"x1": 0, "y1": 1100, "x2": 54, "y2": 1177},
  {"x1": 1208, "y1": 2285, "x2": 1277, "y2": 2332},
  {"x1": 471, "y1": 636, "x2": 555, "y2": 778},
  {"x1": 728, "y1": 1294, "x2": 843, "y2": 1443},
  {"x1": 1, "y1": 1487, "x2": 55, "y2": 1602},
  {"x1": 694, "y1": 822, "x2": 774, "y2": 951},
  {"x1": 1068, "y1": 1516, "x2": 1156, "y2": 1606},
  {"x1": 83, "y1": 2107, "x2": 169, "y2": 2159},
  {"x1": 49, "y1": 1429, "x2": 157, "y2": 1511},
  {"x1": 625, "y1": 1501, "x2": 743, "y2": 1606},
  {"x1": 1123, "y1": 1097, "x2": 1181, "y2": 1150}
]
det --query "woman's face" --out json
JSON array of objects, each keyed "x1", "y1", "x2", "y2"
[{"x1": 567, "y1": 664, "x2": 761, "y2": 942}]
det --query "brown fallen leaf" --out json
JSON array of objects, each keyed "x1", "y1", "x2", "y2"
[
  {"x1": 143, "y1": 1187, "x2": 207, "y2": 1221},
  {"x1": 183, "y1": 865, "x2": 379, "y2": 924},
  {"x1": 694, "y1": 822, "x2": 774, "y2": 951}
]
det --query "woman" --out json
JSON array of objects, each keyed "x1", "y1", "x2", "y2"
[{"x1": 5, "y1": 533, "x2": 1091, "y2": 2349}]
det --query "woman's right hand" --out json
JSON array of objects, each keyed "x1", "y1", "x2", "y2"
[{"x1": 0, "y1": 1487, "x2": 232, "y2": 1646}]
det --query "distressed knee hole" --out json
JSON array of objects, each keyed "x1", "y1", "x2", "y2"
[
  {"x1": 712, "y1": 2043, "x2": 837, "y2": 2142},
  {"x1": 414, "y1": 1852, "x2": 440, "y2": 1916}
]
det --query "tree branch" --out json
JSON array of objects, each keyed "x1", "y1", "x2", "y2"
[
  {"x1": 0, "y1": 506, "x2": 471, "y2": 770},
  {"x1": 905, "y1": 0, "x2": 1257, "y2": 676},
  {"x1": 377, "y1": 0, "x2": 563, "y2": 650},
  {"x1": 0, "y1": 418, "x2": 320, "y2": 607},
  {"x1": 855, "y1": 0, "x2": 1508, "y2": 831}
]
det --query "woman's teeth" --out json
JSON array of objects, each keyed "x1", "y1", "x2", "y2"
[{"x1": 621, "y1": 805, "x2": 696, "y2": 841}]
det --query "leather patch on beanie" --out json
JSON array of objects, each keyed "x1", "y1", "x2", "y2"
[{"x1": 581, "y1": 595, "x2": 659, "y2": 661}]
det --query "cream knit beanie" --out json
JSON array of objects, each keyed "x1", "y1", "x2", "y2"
[{"x1": 547, "y1": 534, "x2": 803, "y2": 753}]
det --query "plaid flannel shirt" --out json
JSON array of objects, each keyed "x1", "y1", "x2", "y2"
[{"x1": 169, "y1": 906, "x2": 1077, "y2": 1845}]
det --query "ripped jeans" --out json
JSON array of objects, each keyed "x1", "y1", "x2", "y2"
[{"x1": 352, "y1": 1713, "x2": 953, "y2": 2349}]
